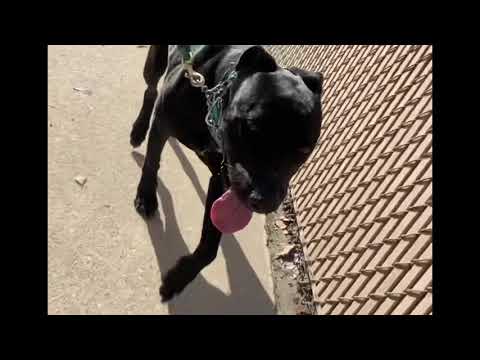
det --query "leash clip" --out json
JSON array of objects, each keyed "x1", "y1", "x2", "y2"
[{"x1": 183, "y1": 63, "x2": 205, "y2": 88}]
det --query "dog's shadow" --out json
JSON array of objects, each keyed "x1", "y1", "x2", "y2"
[{"x1": 131, "y1": 141, "x2": 275, "y2": 315}]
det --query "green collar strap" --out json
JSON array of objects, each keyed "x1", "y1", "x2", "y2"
[
  {"x1": 177, "y1": 45, "x2": 206, "y2": 64},
  {"x1": 176, "y1": 45, "x2": 238, "y2": 149}
]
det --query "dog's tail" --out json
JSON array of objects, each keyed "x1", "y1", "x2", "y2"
[{"x1": 130, "y1": 45, "x2": 169, "y2": 148}]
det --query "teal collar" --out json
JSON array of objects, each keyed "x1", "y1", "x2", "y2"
[
  {"x1": 177, "y1": 45, "x2": 206, "y2": 64},
  {"x1": 179, "y1": 45, "x2": 238, "y2": 146}
]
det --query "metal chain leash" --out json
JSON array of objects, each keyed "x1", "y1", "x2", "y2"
[
  {"x1": 177, "y1": 45, "x2": 242, "y2": 181},
  {"x1": 178, "y1": 45, "x2": 206, "y2": 87},
  {"x1": 178, "y1": 45, "x2": 238, "y2": 129},
  {"x1": 202, "y1": 70, "x2": 238, "y2": 129},
  {"x1": 178, "y1": 45, "x2": 238, "y2": 182}
]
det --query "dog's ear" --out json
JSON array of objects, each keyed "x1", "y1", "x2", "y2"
[
  {"x1": 288, "y1": 67, "x2": 324, "y2": 95},
  {"x1": 236, "y1": 46, "x2": 277, "y2": 74}
]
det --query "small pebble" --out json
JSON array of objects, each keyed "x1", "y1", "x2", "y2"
[
  {"x1": 73, "y1": 87, "x2": 93, "y2": 96},
  {"x1": 74, "y1": 175, "x2": 87, "y2": 186}
]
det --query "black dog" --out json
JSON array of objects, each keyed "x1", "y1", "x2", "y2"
[{"x1": 130, "y1": 45, "x2": 323, "y2": 302}]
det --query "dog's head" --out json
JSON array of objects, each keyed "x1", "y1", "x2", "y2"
[{"x1": 222, "y1": 46, "x2": 323, "y2": 214}]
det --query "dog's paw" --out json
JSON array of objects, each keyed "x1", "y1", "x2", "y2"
[
  {"x1": 130, "y1": 122, "x2": 149, "y2": 148},
  {"x1": 159, "y1": 256, "x2": 200, "y2": 302},
  {"x1": 134, "y1": 191, "x2": 158, "y2": 218}
]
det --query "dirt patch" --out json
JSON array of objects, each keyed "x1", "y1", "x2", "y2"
[{"x1": 265, "y1": 190, "x2": 316, "y2": 315}]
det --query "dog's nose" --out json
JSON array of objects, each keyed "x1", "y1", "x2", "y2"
[{"x1": 248, "y1": 191, "x2": 264, "y2": 212}]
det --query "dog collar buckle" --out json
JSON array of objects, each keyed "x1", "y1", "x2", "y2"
[{"x1": 184, "y1": 63, "x2": 206, "y2": 88}]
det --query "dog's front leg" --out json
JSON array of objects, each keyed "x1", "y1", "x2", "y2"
[
  {"x1": 134, "y1": 119, "x2": 169, "y2": 218},
  {"x1": 159, "y1": 173, "x2": 224, "y2": 302}
]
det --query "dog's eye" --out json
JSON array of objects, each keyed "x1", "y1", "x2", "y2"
[{"x1": 298, "y1": 146, "x2": 311, "y2": 154}]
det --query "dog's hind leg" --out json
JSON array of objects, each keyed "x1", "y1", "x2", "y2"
[
  {"x1": 159, "y1": 174, "x2": 224, "y2": 302},
  {"x1": 130, "y1": 45, "x2": 168, "y2": 148}
]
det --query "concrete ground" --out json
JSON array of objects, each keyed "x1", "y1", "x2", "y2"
[{"x1": 48, "y1": 45, "x2": 275, "y2": 315}]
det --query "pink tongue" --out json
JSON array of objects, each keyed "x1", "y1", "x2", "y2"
[{"x1": 210, "y1": 188, "x2": 253, "y2": 234}]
